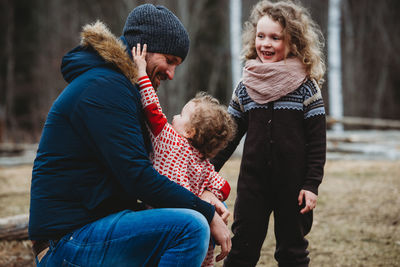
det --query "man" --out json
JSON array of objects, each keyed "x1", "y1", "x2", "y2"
[{"x1": 29, "y1": 4, "x2": 230, "y2": 266}]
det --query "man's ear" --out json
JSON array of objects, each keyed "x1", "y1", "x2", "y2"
[{"x1": 184, "y1": 127, "x2": 196, "y2": 139}]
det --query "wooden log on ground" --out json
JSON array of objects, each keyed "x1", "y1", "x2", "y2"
[
  {"x1": 0, "y1": 214, "x2": 29, "y2": 240},
  {"x1": 327, "y1": 116, "x2": 400, "y2": 129},
  {"x1": 0, "y1": 143, "x2": 25, "y2": 154}
]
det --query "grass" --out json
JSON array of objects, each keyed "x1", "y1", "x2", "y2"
[
  {"x1": 216, "y1": 158, "x2": 400, "y2": 267},
  {"x1": 0, "y1": 166, "x2": 31, "y2": 218},
  {"x1": 1, "y1": 159, "x2": 399, "y2": 266}
]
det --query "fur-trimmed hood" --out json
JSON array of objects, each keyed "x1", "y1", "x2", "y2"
[{"x1": 62, "y1": 21, "x2": 138, "y2": 85}]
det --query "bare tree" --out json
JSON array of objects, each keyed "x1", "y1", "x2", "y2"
[
  {"x1": 159, "y1": 0, "x2": 231, "y2": 119},
  {"x1": 328, "y1": 0, "x2": 343, "y2": 131},
  {"x1": 342, "y1": 0, "x2": 400, "y2": 120},
  {"x1": 4, "y1": 0, "x2": 16, "y2": 142}
]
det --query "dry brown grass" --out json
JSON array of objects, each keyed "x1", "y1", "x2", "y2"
[
  {"x1": 0, "y1": 165, "x2": 33, "y2": 267},
  {"x1": 307, "y1": 161, "x2": 400, "y2": 267},
  {"x1": 215, "y1": 158, "x2": 400, "y2": 267},
  {"x1": 0, "y1": 166, "x2": 31, "y2": 218},
  {"x1": 1, "y1": 159, "x2": 399, "y2": 266}
]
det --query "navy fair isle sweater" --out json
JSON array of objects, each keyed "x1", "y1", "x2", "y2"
[{"x1": 212, "y1": 79, "x2": 326, "y2": 196}]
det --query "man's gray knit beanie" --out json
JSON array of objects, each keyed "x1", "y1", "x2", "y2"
[{"x1": 123, "y1": 4, "x2": 189, "y2": 61}]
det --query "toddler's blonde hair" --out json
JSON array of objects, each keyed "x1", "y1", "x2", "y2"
[
  {"x1": 187, "y1": 92, "x2": 236, "y2": 159},
  {"x1": 242, "y1": 0, "x2": 326, "y2": 85}
]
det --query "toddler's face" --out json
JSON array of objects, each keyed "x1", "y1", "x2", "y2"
[
  {"x1": 172, "y1": 100, "x2": 196, "y2": 138},
  {"x1": 255, "y1": 16, "x2": 288, "y2": 63}
]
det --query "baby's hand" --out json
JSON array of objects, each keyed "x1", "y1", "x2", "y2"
[{"x1": 132, "y1": 43, "x2": 147, "y2": 77}]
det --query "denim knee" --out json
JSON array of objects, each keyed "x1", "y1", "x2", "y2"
[
  {"x1": 159, "y1": 209, "x2": 211, "y2": 266},
  {"x1": 181, "y1": 209, "x2": 210, "y2": 250}
]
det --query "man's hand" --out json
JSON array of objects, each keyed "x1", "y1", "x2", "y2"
[
  {"x1": 298, "y1": 189, "x2": 317, "y2": 214},
  {"x1": 132, "y1": 43, "x2": 147, "y2": 77},
  {"x1": 200, "y1": 190, "x2": 230, "y2": 224},
  {"x1": 210, "y1": 213, "x2": 231, "y2": 262}
]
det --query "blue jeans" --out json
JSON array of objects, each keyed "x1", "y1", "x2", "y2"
[{"x1": 36, "y1": 209, "x2": 210, "y2": 267}]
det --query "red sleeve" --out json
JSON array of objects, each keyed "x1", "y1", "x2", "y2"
[
  {"x1": 219, "y1": 181, "x2": 231, "y2": 201},
  {"x1": 205, "y1": 162, "x2": 231, "y2": 201},
  {"x1": 137, "y1": 76, "x2": 168, "y2": 137}
]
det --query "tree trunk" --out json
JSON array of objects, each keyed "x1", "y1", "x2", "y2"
[
  {"x1": 328, "y1": 0, "x2": 343, "y2": 131},
  {"x1": 229, "y1": 0, "x2": 242, "y2": 97},
  {"x1": 4, "y1": 0, "x2": 16, "y2": 142}
]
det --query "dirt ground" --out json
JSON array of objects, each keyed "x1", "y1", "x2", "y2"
[{"x1": 0, "y1": 158, "x2": 399, "y2": 266}]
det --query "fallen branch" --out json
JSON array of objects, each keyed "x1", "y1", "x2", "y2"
[
  {"x1": 327, "y1": 116, "x2": 400, "y2": 129},
  {"x1": 0, "y1": 143, "x2": 24, "y2": 156},
  {"x1": 0, "y1": 214, "x2": 29, "y2": 240}
]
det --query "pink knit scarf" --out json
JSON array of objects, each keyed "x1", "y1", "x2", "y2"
[{"x1": 242, "y1": 57, "x2": 307, "y2": 104}]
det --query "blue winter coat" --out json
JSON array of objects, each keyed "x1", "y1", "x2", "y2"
[{"x1": 29, "y1": 24, "x2": 214, "y2": 240}]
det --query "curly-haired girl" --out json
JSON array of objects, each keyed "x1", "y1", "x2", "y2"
[
  {"x1": 133, "y1": 43, "x2": 236, "y2": 267},
  {"x1": 211, "y1": 0, "x2": 327, "y2": 266}
]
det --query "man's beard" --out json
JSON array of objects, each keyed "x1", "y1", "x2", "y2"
[{"x1": 149, "y1": 72, "x2": 168, "y2": 91}]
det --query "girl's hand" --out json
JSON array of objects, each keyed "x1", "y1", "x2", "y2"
[
  {"x1": 132, "y1": 43, "x2": 147, "y2": 77},
  {"x1": 298, "y1": 189, "x2": 317, "y2": 214}
]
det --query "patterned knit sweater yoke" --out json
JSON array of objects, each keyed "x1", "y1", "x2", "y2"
[{"x1": 227, "y1": 78, "x2": 326, "y2": 195}]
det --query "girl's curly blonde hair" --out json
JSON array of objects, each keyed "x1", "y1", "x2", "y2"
[
  {"x1": 242, "y1": 0, "x2": 326, "y2": 85},
  {"x1": 187, "y1": 92, "x2": 237, "y2": 160}
]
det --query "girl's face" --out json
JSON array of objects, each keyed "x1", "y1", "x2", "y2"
[
  {"x1": 172, "y1": 101, "x2": 196, "y2": 138},
  {"x1": 255, "y1": 16, "x2": 288, "y2": 63}
]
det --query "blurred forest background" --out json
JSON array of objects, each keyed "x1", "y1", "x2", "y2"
[
  {"x1": 1, "y1": 0, "x2": 400, "y2": 143},
  {"x1": 0, "y1": 1, "x2": 400, "y2": 265}
]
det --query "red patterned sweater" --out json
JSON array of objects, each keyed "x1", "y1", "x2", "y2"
[{"x1": 137, "y1": 76, "x2": 230, "y2": 201}]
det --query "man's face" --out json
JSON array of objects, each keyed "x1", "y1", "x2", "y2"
[{"x1": 145, "y1": 52, "x2": 182, "y2": 89}]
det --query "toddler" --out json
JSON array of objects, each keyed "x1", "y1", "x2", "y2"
[{"x1": 133, "y1": 43, "x2": 236, "y2": 267}]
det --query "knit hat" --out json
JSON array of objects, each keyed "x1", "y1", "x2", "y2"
[{"x1": 123, "y1": 4, "x2": 189, "y2": 61}]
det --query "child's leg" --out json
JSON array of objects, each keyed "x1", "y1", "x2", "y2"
[
  {"x1": 201, "y1": 201, "x2": 226, "y2": 267},
  {"x1": 273, "y1": 192, "x2": 313, "y2": 267},
  {"x1": 223, "y1": 187, "x2": 272, "y2": 267},
  {"x1": 201, "y1": 242, "x2": 215, "y2": 267}
]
